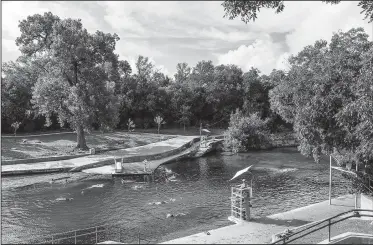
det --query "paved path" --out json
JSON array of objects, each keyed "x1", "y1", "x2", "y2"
[
  {"x1": 1, "y1": 136, "x2": 198, "y2": 175},
  {"x1": 83, "y1": 141, "x2": 200, "y2": 175},
  {"x1": 161, "y1": 195, "x2": 372, "y2": 244}
]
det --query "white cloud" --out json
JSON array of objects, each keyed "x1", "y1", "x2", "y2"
[
  {"x1": 216, "y1": 34, "x2": 283, "y2": 74},
  {"x1": 285, "y1": 1, "x2": 373, "y2": 55},
  {"x1": 217, "y1": 1, "x2": 372, "y2": 75},
  {"x1": 189, "y1": 27, "x2": 255, "y2": 42},
  {"x1": 2, "y1": 1, "x2": 372, "y2": 76},
  {"x1": 275, "y1": 52, "x2": 291, "y2": 72},
  {"x1": 2, "y1": 39, "x2": 19, "y2": 53},
  {"x1": 115, "y1": 40, "x2": 163, "y2": 62}
]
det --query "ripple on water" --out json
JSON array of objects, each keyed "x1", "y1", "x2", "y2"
[{"x1": 1, "y1": 149, "x2": 359, "y2": 244}]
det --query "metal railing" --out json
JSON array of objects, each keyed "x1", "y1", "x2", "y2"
[
  {"x1": 19, "y1": 223, "x2": 159, "y2": 244},
  {"x1": 330, "y1": 155, "x2": 373, "y2": 195},
  {"x1": 271, "y1": 209, "x2": 373, "y2": 244}
]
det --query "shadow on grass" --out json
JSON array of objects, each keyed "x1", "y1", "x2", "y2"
[
  {"x1": 251, "y1": 217, "x2": 311, "y2": 227},
  {"x1": 1, "y1": 148, "x2": 33, "y2": 160}
]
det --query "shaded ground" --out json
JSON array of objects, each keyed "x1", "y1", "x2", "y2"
[{"x1": 1, "y1": 132, "x2": 174, "y2": 161}]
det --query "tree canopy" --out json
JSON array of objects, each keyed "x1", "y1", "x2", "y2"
[
  {"x1": 269, "y1": 28, "x2": 372, "y2": 165},
  {"x1": 222, "y1": 0, "x2": 373, "y2": 23},
  {"x1": 15, "y1": 12, "x2": 121, "y2": 149}
]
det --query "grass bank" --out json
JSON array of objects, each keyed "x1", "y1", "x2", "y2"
[{"x1": 1, "y1": 131, "x2": 174, "y2": 161}]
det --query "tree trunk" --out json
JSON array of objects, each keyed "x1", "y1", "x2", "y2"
[
  {"x1": 76, "y1": 125, "x2": 88, "y2": 150},
  {"x1": 158, "y1": 124, "x2": 160, "y2": 134},
  {"x1": 183, "y1": 123, "x2": 185, "y2": 132}
]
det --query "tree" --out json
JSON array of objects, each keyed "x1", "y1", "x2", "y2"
[
  {"x1": 127, "y1": 118, "x2": 136, "y2": 132},
  {"x1": 178, "y1": 105, "x2": 192, "y2": 132},
  {"x1": 11, "y1": 121, "x2": 22, "y2": 136},
  {"x1": 154, "y1": 115, "x2": 166, "y2": 134},
  {"x1": 335, "y1": 45, "x2": 373, "y2": 167},
  {"x1": 16, "y1": 12, "x2": 121, "y2": 149},
  {"x1": 174, "y1": 62, "x2": 191, "y2": 83},
  {"x1": 190, "y1": 60, "x2": 215, "y2": 87},
  {"x1": 269, "y1": 28, "x2": 372, "y2": 163},
  {"x1": 221, "y1": 0, "x2": 373, "y2": 23},
  {"x1": 1, "y1": 59, "x2": 35, "y2": 125},
  {"x1": 135, "y1": 55, "x2": 154, "y2": 81},
  {"x1": 224, "y1": 109, "x2": 271, "y2": 152},
  {"x1": 208, "y1": 64, "x2": 244, "y2": 126},
  {"x1": 118, "y1": 60, "x2": 132, "y2": 77}
]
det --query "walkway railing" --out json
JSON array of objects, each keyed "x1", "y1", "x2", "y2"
[
  {"x1": 271, "y1": 209, "x2": 373, "y2": 244},
  {"x1": 330, "y1": 155, "x2": 373, "y2": 195},
  {"x1": 19, "y1": 223, "x2": 158, "y2": 244}
]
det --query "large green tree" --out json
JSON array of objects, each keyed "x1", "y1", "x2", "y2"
[
  {"x1": 335, "y1": 46, "x2": 373, "y2": 167},
  {"x1": 208, "y1": 64, "x2": 244, "y2": 125},
  {"x1": 16, "y1": 12, "x2": 121, "y2": 149},
  {"x1": 222, "y1": 0, "x2": 373, "y2": 23},
  {"x1": 269, "y1": 28, "x2": 372, "y2": 164}
]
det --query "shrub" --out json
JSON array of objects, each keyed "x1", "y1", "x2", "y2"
[{"x1": 224, "y1": 109, "x2": 271, "y2": 152}]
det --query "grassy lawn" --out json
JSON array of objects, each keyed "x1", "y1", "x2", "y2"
[{"x1": 1, "y1": 131, "x2": 174, "y2": 161}]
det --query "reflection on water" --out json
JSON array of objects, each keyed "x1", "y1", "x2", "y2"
[{"x1": 1, "y1": 148, "x2": 356, "y2": 244}]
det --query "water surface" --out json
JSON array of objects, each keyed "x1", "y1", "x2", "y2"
[{"x1": 1, "y1": 148, "x2": 355, "y2": 244}]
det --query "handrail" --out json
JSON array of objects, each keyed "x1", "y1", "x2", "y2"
[
  {"x1": 271, "y1": 209, "x2": 373, "y2": 244},
  {"x1": 20, "y1": 219, "x2": 164, "y2": 244},
  {"x1": 330, "y1": 155, "x2": 373, "y2": 195}
]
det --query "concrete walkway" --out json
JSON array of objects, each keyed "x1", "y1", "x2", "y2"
[
  {"x1": 83, "y1": 141, "x2": 200, "y2": 175},
  {"x1": 161, "y1": 195, "x2": 372, "y2": 244},
  {"x1": 1, "y1": 136, "x2": 198, "y2": 176}
]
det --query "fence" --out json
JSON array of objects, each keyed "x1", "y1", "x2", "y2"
[
  {"x1": 271, "y1": 209, "x2": 373, "y2": 244},
  {"x1": 19, "y1": 223, "x2": 159, "y2": 244}
]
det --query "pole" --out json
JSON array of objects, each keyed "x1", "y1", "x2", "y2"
[
  {"x1": 250, "y1": 176, "x2": 253, "y2": 197},
  {"x1": 329, "y1": 155, "x2": 332, "y2": 205}
]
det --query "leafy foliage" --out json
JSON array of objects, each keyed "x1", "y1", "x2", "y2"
[
  {"x1": 222, "y1": 0, "x2": 373, "y2": 23},
  {"x1": 11, "y1": 121, "x2": 22, "y2": 136},
  {"x1": 224, "y1": 109, "x2": 271, "y2": 153},
  {"x1": 15, "y1": 12, "x2": 120, "y2": 149},
  {"x1": 154, "y1": 115, "x2": 166, "y2": 134},
  {"x1": 269, "y1": 28, "x2": 373, "y2": 165},
  {"x1": 178, "y1": 105, "x2": 192, "y2": 132},
  {"x1": 222, "y1": 0, "x2": 285, "y2": 23},
  {"x1": 127, "y1": 118, "x2": 135, "y2": 132}
]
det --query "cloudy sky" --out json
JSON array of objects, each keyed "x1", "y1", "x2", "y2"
[{"x1": 2, "y1": 1, "x2": 372, "y2": 77}]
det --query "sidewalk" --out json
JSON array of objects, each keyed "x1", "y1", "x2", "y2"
[
  {"x1": 82, "y1": 140, "x2": 200, "y2": 175},
  {"x1": 161, "y1": 195, "x2": 373, "y2": 244},
  {"x1": 1, "y1": 136, "x2": 199, "y2": 176}
]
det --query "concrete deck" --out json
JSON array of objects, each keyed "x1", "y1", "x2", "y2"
[
  {"x1": 82, "y1": 141, "x2": 200, "y2": 175},
  {"x1": 161, "y1": 195, "x2": 372, "y2": 244},
  {"x1": 1, "y1": 136, "x2": 198, "y2": 176}
]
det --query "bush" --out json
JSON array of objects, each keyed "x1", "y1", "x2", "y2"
[{"x1": 224, "y1": 109, "x2": 271, "y2": 152}]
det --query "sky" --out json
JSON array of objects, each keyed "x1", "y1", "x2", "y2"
[{"x1": 2, "y1": 1, "x2": 373, "y2": 77}]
